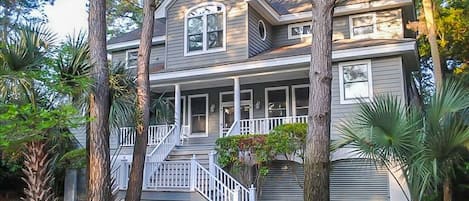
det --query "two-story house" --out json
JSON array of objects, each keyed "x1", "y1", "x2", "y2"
[{"x1": 82, "y1": 0, "x2": 419, "y2": 200}]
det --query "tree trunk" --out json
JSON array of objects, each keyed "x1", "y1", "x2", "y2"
[
  {"x1": 443, "y1": 176, "x2": 452, "y2": 201},
  {"x1": 87, "y1": 0, "x2": 111, "y2": 200},
  {"x1": 422, "y1": 0, "x2": 443, "y2": 87},
  {"x1": 304, "y1": 1, "x2": 335, "y2": 201},
  {"x1": 125, "y1": 0, "x2": 157, "y2": 200},
  {"x1": 21, "y1": 141, "x2": 57, "y2": 201}
]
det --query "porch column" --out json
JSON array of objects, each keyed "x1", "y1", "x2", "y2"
[
  {"x1": 174, "y1": 84, "x2": 181, "y2": 145},
  {"x1": 233, "y1": 77, "x2": 241, "y2": 134}
]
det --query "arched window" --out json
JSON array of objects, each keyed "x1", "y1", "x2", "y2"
[{"x1": 185, "y1": 3, "x2": 226, "y2": 55}]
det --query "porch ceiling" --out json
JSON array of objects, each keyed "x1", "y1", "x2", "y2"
[{"x1": 151, "y1": 68, "x2": 309, "y2": 92}]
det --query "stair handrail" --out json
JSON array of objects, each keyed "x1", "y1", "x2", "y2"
[
  {"x1": 213, "y1": 163, "x2": 251, "y2": 201},
  {"x1": 225, "y1": 120, "x2": 239, "y2": 137},
  {"x1": 147, "y1": 125, "x2": 176, "y2": 162},
  {"x1": 194, "y1": 161, "x2": 237, "y2": 201}
]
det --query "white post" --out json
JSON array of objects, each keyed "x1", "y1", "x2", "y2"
[
  {"x1": 249, "y1": 184, "x2": 256, "y2": 201},
  {"x1": 233, "y1": 77, "x2": 241, "y2": 134},
  {"x1": 190, "y1": 155, "x2": 197, "y2": 191},
  {"x1": 120, "y1": 159, "x2": 128, "y2": 189},
  {"x1": 208, "y1": 151, "x2": 216, "y2": 190},
  {"x1": 142, "y1": 162, "x2": 149, "y2": 189},
  {"x1": 174, "y1": 84, "x2": 181, "y2": 145},
  {"x1": 233, "y1": 185, "x2": 240, "y2": 201}
]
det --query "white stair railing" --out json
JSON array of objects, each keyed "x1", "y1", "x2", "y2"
[
  {"x1": 209, "y1": 152, "x2": 256, "y2": 201},
  {"x1": 147, "y1": 125, "x2": 177, "y2": 162},
  {"x1": 119, "y1": 125, "x2": 171, "y2": 146},
  {"x1": 146, "y1": 161, "x2": 192, "y2": 189},
  {"x1": 239, "y1": 116, "x2": 308, "y2": 135},
  {"x1": 194, "y1": 161, "x2": 237, "y2": 201}
]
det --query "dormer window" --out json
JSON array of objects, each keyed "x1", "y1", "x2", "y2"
[
  {"x1": 184, "y1": 3, "x2": 226, "y2": 56},
  {"x1": 349, "y1": 13, "x2": 377, "y2": 39}
]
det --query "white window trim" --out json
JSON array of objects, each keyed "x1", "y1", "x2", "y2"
[
  {"x1": 338, "y1": 59, "x2": 373, "y2": 104},
  {"x1": 349, "y1": 12, "x2": 377, "y2": 39},
  {"x1": 219, "y1": 90, "x2": 254, "y2": 135},
  {"x1": 265, "y1": 86, "x2": 290, "y2": 118},
  {"x1": 188, "y1": 94, "x2": 209, "y2": 137},
  {"x1": 184, "y1": 2, "x2": 227, "y2": 57},
  {"x1": 287, "y1": 21, "x2": 312, "y2": 40},
  {"x1": 258, "y1": 20, "x2": 267, "y2": 41},
  {"x1": 166, "y1": 96, "x2": 186, "y2": 126},
  {"x1": 125, "y1": 49, "x2": 138, "y2": 69},
  {"x1": 292, "y1": 84, "x2": 309, "y2": 117}
]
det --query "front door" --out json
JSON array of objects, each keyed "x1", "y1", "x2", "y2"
[{"x1": 220, "y1": 104, "x2": 251, "y2": 136}]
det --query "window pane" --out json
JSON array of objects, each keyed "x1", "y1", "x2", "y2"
[
  {"x1": 188, "y1": 17, "x2": 203, "y2": 34},
  {"x1": 353, "y1": 25, "x2": 374, "y2": 35},
  {"x1": 291, "y1": 27, "x2": 301, "y2": 36},
  {"x1": 344, "y1": 82, "x2": 369, "y2": 99},
  {"x1": 343, "y1": 64, "x2": 368, "y2": 83},
  {"x1": 296, "y1": 108, "x2": 308, "y2": 116},
  {"x1": 353, "y1": 16, "x2": 373, "y2": 27},
  {"x1": 207, "y1": 31, "x2": 223, "y2": 49},
  {"x1": 303, "y1": 25, "x2": 311, "y2": 34},
  {"x1": 191, "y1": 97, "x2": 207, "y2": 133},
  {"x1": 267, "y1": 89, "x2": 287, "y2": 117},
  {"x1": 295, "y1": 87, "x2": 309, "y2": 107},
  {"x1": 207, "y1": 14, "x2": 223, "y2": 32},
  {"x1": 189, "y1": 34, "x2": 203, "y2": 51}
]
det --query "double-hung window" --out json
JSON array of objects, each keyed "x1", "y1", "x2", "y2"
[
  {"x1": 339, "y1": 60, "x2": 373, "y2": 104},
  {"x1": 288, "y1": 22, "x2": 312, "y2": 39},
  {"x1": 349, "y1": 13, "x2": 377, "y2": 39},
  {"x1": 185, "y1": 3, "x2": 225, "y2": 55}
]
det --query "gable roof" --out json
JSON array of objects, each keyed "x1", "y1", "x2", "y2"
[{"x1": 107, "y1": 18, "x2": 166, "y2": 45}]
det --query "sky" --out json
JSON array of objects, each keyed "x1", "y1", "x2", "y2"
[{"x1": 44, "y1": 0, "x2": 88, "y2": 41}]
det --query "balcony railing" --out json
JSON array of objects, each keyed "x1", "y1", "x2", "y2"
[
  {"x1": 238, "y1": 116, "x2": 308, "y2": 135},
  {"x1": 119, "y1": 125, "x2": 171, "y2": 146}
]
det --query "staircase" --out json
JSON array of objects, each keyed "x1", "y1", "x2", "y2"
[
  {"x1": 113, "y1": 126, "x2": 255, "y2": 201},
  {"x1": 166, "y1": 144, "x2": 216, "y2": 168}
]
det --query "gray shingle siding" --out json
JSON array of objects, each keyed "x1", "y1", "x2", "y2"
[
  {"x1": 165, "y1": 0, "x2": 248, "y2": 71},
  {"x1": 248, "y1": 5, "x2": 273, "y2": 57}
]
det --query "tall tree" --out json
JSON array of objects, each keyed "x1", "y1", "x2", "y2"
[
  {"x1": 422, "y1": 0, "x2": 443, "y2": 87},
  {"x1": 304, "y1": 0, "x2": 335, "y2": 201},
  {"x1": 87, "y1": 0, "x2": 111, "y2": 200},
  {"x1": 125, "y1": 0, "x2": 157, "y2": 200}
]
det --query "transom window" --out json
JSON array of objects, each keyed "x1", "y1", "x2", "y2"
[
  {"x1": 126, "y1": 50, "x2": 138, "y2": 68},
  {"x1": 288, "y1": 22, "x2": 312, "y2": 39},
  {"x1": 185, "y1": 3, "x2": 226, "y2": 55},
  {"x1": 339, "y1": 60, "x2": 373, "y2": 104},
  {"x1": 349, "y1": 13, "x2": 377, "y2": 39}
]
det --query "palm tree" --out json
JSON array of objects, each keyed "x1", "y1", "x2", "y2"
[
  {"x1": 336, "y1": 80, "x2": 469, "y2": 201},
  {"x1": 0, "y1": 24, "x2": 59, "y2": 201}
]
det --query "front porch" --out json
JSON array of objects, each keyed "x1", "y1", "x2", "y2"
[{"x1": 118, "y1": 72, "x2": 312, "y2": 147}]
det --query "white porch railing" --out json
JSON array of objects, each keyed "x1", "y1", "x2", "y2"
[
  {"x1": 116, "y1": 155, "x2": 256, "y2": 201},
  {"x1": 119, "y1": 125, "x2": 171, "y2": 146},
  {"x1": 238, "y1": 116, "x2": 308, "y2": 135},
  {"x1": 147, "y1": 126, "x2": 177, "y2": 162}
]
